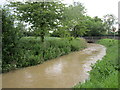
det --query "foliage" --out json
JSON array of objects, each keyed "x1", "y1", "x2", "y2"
[
  {"x1": 2, "y1": 7, "x2": 22, "y2": 72},
  {"x1": 62, "y1": 2, "x2": 88, "y2": 37},
  {"x1": 9, "y1": 1, "x2": 65, "y2": 42},
  {"x1": 103, "y1": 14, "x2": 117, "y2": 34},
  {"x1": 2, "y1": 37, "x2": 87, "y2": 73},
  {"x1": 71, "y1": 20, "x2": 88, "y2": 37},
  {"x1": 74, "y1": 39, "x2": 119, "y2": 88},
  {"x1": 50, "y1": 30, "x2": 70, "y2": 37},
  {"x1": 84, "y1": 16, "x2": 106, "y2": 36}
]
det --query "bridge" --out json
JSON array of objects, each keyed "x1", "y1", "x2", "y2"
[{"x1": 82, "y1": 35, "x2": 119, "y2": 43}]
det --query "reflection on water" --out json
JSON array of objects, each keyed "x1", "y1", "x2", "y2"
[
  {"x1": 45, "y1": 60, "x2": 63, "y2": 75},
  {"x1": 1, "y1": 44, "x2": 106, "y2": 88}
]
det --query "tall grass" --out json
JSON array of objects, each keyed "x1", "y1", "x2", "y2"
[
  {"x1": 2, "y1": 37, "x2": 87, "y2": 73},
  {"x1": 74, "y1": 39, "x2": 119, "y2": 88}
]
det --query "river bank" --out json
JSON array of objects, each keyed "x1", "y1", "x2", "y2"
[
  {"x1": 2, "y1": 37, "x2": 87, "y2": 73},
  {"x1": 2, "y1": 43, "x2": 106, "y2": 88},
  {"x1": 74, "y1": 39, "x2": 119, "y2": 88}
]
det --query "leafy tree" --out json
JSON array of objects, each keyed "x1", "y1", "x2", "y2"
[
  {"x1": 64, "y1": 2, "x2": 85, "y2": 21},
  {"x1": 84, "y1": 16, "x2": 106, "y2": 36},
  {"x1": 103, "y1": 14, "x2": 117, "y2": 34},
  {"x1": 62, "y1": 2, "x2": 87, "y2": 37},
  {"x1": 2, "y1": 7, "x2": 22, "y2": 72},
  {"x1": 71, "y1": 20, "x2": 88, "y2": 38},
  {"x1": 51, "y1": 29, "x2": 70, "y2": 37},
  {"x1": 9, "y1": 1, "x2": 65, "y2": 42}
]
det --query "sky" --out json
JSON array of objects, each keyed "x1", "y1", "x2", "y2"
[
  {"x1": 63, "y1": 0, "x2": 120, "y2": 29},
  {"x1": 63, "y1": 0, "x2": 119, "y2": 19},
  {"x1": 0, "y1": 0, "x2": 119, "y2": 19}
]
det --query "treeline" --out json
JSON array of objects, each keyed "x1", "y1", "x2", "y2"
[{"x1": 5, "y1": 1, "x2": 118, "y2": 39}]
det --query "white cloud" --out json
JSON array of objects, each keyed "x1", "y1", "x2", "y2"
[{"x1": 0, "y1": 0, "x2": 6, "y2": 6}]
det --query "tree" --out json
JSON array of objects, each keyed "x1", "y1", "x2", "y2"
[
  {"x1": 2, "y1": 6, "x2": 22, "y2": 72},
  {"x1": 51, "y1": 29, "x2": 70, "y2": 37},
  {"x1": 62, "y1": 2, "x2": 87, "y2": 37},
  {"x1": 103, "y1": 14, "x2": 117, "y2": 34},
  {"x1": 84, "y1": 16, "x2": 106, "y2": 36},
  {"x1": 71, "y1": 20, "x2": 88, "y2": 38},
  {"x1": 9, "y1": 1, "x2": 65, "y2": 42}
]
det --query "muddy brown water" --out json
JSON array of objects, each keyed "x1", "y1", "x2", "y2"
[{"x1": 1, "y1": 44, "x2": 106, "y2": 88}]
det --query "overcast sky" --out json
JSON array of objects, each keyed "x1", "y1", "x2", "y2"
[
  {"x1": 63, "y1": 0, "x2": 119, "y2": 19},
  {"x1": 1, "y1": 0, "x2": 119, "y2": 19}
]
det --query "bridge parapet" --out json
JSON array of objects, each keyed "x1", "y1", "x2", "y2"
[{"x1": 82, "y1": 35, "x2": 119, "y2": 43}]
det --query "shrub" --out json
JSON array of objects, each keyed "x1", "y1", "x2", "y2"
[
  {"x1": 2, "y1": 7, "x2": 22, "y2": 73},
  {"x1": 2, "y1": 37, "x2": 87, "y2": 73}
]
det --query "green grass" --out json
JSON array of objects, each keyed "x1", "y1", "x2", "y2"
[
  {"x1": 2, "y1": 37, "x2": 87, "y2": 73},
  {"x1": 74, "y1": 39, "x2": 119, "y2": 88}
]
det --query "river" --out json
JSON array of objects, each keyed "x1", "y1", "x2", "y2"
[{"x1": 1, "y1": 44, "x2": 106, "y2": 88}]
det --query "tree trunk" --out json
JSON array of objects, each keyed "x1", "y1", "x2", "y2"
[
  {"x1": 40, "y1": 22, "x2": 45, "y2": 42},
  {"x1": 41, "y1": 34, "x2": 45, "y2": 42}
]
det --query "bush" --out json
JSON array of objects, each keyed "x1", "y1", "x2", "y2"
[
  {"x1": 2, "y1": 37, "x2": 87, "y2": 73},
  {"x1": 2, "y1": 7, "x2": 22, "y2": 73},
  {"x1": 74, "y1": 39, "x2": 119, "y2": 88},
  {"x1": 70, "y1": 38, "x2": 85, "y2": 51}
]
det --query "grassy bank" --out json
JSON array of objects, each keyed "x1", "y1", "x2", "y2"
[
  {"x1": 74, "y1": 39, "x2": 119, "y2": 88},
  {"x1": 2, "y1": 37, "x2": 87, "y2": 73}
]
